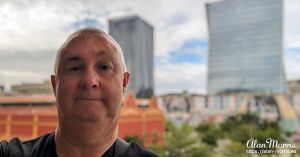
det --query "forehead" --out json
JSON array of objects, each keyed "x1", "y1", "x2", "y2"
[
  {"x1": 63, "y1": 33, "x2": 116, "y2": 54},
  {"x1": 59, "y1": 33, "x2": 121, "y2": 61}
]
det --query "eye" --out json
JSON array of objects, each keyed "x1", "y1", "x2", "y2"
[
  {"x1": 98, "y1": 64, "x2": 112, "y2": 71},
  {"x1": 69, "y1": 66, "x2": 82, "y2": 71}
]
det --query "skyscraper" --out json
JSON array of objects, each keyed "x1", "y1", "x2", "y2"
[
  {"x1": 206, "y1": 0, "x2": 287, "y2": 95},
  {"x1": 109, "y1": 15, "x2": 154, "y2": 98},
  {"x1": 206, "y1": 0, "x2": 299, "y2": 133}
]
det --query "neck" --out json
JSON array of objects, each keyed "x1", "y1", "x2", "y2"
[{"x1": 55, "y1": 122, "x2": 118, "y2": 157}]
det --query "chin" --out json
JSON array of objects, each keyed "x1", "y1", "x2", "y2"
[
  {"x1": 75, "y1": 110, "x2": 117, "y2": 123},
  {"x1": 73, "y1": 109, "x2": 101, "y2": 121},
  {"x1": 77, "y1": 117, "x2": 101, "y2": 123}
]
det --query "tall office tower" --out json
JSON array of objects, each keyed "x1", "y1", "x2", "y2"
[
  {"x1": 206, "y1": 0, "x2": 299, "y2": 133},
  {"x1": 206, "y1": 0, "x2": 287, "y2": 95},
  {"x1": 109, "y1": 15, "x2": 154, "y2": 98}
]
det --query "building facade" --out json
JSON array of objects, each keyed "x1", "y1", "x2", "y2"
[
  {"x1": 11, "y1": 80, "x2": 53, "y2": 95},
  {"x1": 206, "y1": 0, "x2": 287, "y2": 95},
  {"x1": 0, "y1": 85, "x2": 4, "y2": 95},
  {"x1": 109, "y1": 15, "x2": 154, "y2": 98},
  {"x1": 0, "y1": 94, "x2": 164, "y2": 146},
  {"x1": 289, "y1": 80, "x2": 300, "y2": 94},
  {"x1": 205, "y1": 0, "x2": 300, "y2": 132}
]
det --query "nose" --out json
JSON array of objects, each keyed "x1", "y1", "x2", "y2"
[{"x1": 80, "y1": 68, "x2": 100, "y2": 89}]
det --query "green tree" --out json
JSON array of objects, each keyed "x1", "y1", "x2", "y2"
[
  {"x1": 186, "y1": 144, "x2": 214, "y2": 157},
  {"x1": 150, "y1": 121, "x2": 214, "y2": 157},
  {"x1": 219, "y1": 113, "x2": 286, "y2": 156},
  {"x1": 164, "y1": 123, "x2": 198, "y2": 157},
  {"x1": 196, "y1": 122, "x2": 222, "y2": 146},
  {"x1": 228, "y1": 124, "x2": 256, "y2": 143},
  {"x1": 150, "y1": 114, "x2": 289, "y2": 157},
  {"x1": 220, "y1": 140, "x2": 248, "y2": 157}
]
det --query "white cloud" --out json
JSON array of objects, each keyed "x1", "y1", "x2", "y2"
[
  {"x1": 155, "y1": 62, "x2": 207, "y2": 95},
  {"x1": 152, "y1": 0, "x2": 209, "y2": 56},
  {"x1": 0, "y1": 70, "x2": 45, "y2": 78},
  {"x1": 0, "y1": 1, "x2": 72, "y2": 53},
  {"x1": 0, "y1": 0, "x2": 212, "y2": 94},
  {"x1": 0, "y1": 70, "x2": 49, "y2": 90},
  {"x1": 0, "y1": 0, "x2": 210, "y2": 55},
  {"x1": 284, "y1": 1, "x2": 300, "y2": 81},
  {"x1": 0, "y1": 0, "x2": 299, "y2": 95},
  {"x1": 284, "y1": 0, "x2": 300, "y2": 48},
  {"x1": 285, "y1": 51, "x2": 300, "y2": 80}
]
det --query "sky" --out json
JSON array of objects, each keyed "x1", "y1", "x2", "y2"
[{"x1": 0, "y1": 0, "x2": 300, "y2": 95}]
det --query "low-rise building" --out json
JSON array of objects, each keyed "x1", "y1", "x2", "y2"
[
  {"x1": 11, "y1": 80, "x2": 53, "y2": 95},
  {"x1": 0, "y1": 85, "x2": 4, "y2": 95},
  {"x1": 289, "y1": 80, "x2": 300, "y2": 94},
  {"x1": 0, "y1": 93, "x2": 164, "y2": 146}
]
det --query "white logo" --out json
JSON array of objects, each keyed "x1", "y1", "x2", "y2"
[{"x1": 246, "y1": 138, "x2": 296, "y2": 154}]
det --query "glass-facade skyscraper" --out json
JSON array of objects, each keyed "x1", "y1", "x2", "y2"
[
  {"x1": 206, "y1": 0, "x2": 287, "y2": 95},
  {"x1": 109, "y1": 15, "x2": 154, "y2": 98},
  {"x1": 206, "y1": 0, "x2": 299, "y2": 133}
]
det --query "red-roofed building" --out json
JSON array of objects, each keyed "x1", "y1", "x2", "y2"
[{"x1": 0, "y1": 93, "x2": 164, "y2": 146}]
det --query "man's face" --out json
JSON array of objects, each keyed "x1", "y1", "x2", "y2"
[{"x1": 51, "y1": 34, "x2": 129, "y2": 123}]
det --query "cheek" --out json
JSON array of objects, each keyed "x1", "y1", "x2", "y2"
[
  {"x1": 56, "y1": 78, "x2": 77, "y2": 112},
  {"x1": 110, "y1": 77, "x2": 124, "y2": 96},
  {"x1": 104, "y1": 77, "x2": 124, "y2": 105},
  {"x1": 57, "y1": 78, "x2": 75, "y2": 96}
]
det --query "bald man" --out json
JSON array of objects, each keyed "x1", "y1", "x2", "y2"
[{"x1": 0, "y1": 28, "x2": 158, "y2": 157}]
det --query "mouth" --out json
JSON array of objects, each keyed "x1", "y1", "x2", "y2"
[{"x1": 76, "y1": 98, "x2": 104, "y2": 101}]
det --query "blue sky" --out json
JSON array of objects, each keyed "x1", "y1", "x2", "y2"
[
  {"x1": 156, "y1": 39, "x2": 207, "y2": 65},
  {"x1": 0, "y1": 0, "x2": 299, "y2": 95},
  {"x1": 168, "y1": 39, "x2": 207, "y2": 64}
]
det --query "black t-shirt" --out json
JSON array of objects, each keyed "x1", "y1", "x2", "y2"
[{"x1": 0, "y1": 132, "x2": 159, "y2": 157}]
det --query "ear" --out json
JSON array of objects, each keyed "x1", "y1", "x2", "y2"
[
  {"x1": 122, "y1": 72, "x2": 130, "y2": 93},
  {"x1": 51, "y1": 75, "x2": 57, "y2": 96}
]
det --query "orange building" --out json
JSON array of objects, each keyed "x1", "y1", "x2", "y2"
[
  {"x1": 0, "y1": 93, "x2": 164, "y2": 146},
  {"x1": 119, "y1": 93, "x2": 164, "y2": 146}
]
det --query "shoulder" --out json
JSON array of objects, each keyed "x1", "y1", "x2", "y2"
[
  {"x1": 1, "y1": 136, "x2": 33, "y2": 157},
  {"x1": 0, "y1": 140, "x2": 9, "y2": 157},
  {"x1": 0, "y1": 132, "x2": 55, "y2": 157},
  {"x1": 121, "y1": 142, "x2": 159, "y2": 157}
]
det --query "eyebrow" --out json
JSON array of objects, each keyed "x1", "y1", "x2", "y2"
[
  {"x1": 63, "y1": 56, "x2": 81, "y2": 63},
  {"x1": 63, "y1": 50, "x2": 109, "y2": 63},
  {"x1": 97, "y1": 50, "x2": 107, "y2": 57}
]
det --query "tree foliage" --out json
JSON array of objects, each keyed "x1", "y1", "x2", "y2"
[
  {"x1": 149, "y1": 121, "x2": 213, "y2": 157},
  {"x1": 149, "y1": 114, "x2": 287, "y2": 157}
]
